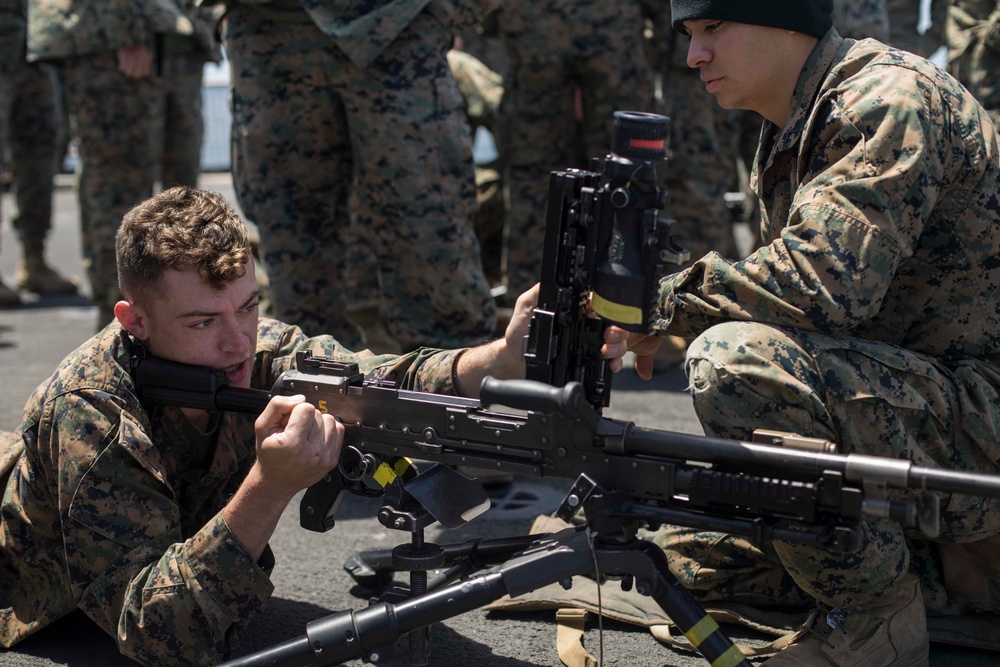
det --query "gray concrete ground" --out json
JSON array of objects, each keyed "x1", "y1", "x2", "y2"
[{"x1": 1, "y1": 174, "x2": 996, "y2": 666}]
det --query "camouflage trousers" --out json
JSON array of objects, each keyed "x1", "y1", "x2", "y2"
[
  {"x1": 497, "y1": 47, "x2": 655, "y2": 298},
  {"x1": 151, "y1": 50, "x2": 205, "y2": 190},
  {"x1": 223, "y1": 8, "x2": 495, "y2": 350},
  {"x1": 653, "y1": 321, "x2": 1000, "y2": 614},
  {"x1": 0, "y1": 61, "x2": 59, "y2": 250},
  {"x1": 63, "y1": 52, "x2": 157, "y2": 308}
]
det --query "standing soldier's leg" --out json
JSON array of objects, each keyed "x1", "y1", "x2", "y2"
[
  {"x1": 223, "y1": 9, "x2": 361, "y2": 346},
  {"x1": 64, "y1": 54, "x2": 156, "y2": 328},
  {"x1": 10, "y1": 63, "x2": 77, "y2": 296},
  {"x1": 0, "y1": 73, "x2": 16, "y2": 305},
  {"x1": 497, "y1": 58, "x2": 578, "y2": 301},
  {"x1": 347, "y1": 10, "x2": 495, "y2": 350},
  {"x1": 159, "y1": 51, "x2": 205, "y2": 189}
]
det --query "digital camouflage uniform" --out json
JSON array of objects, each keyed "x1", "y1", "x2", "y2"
[
  {"x1": 887, "y1": 0, "x2": 948, "y2": 57},
  {"x1": 0, "y1": 317, "x2": 464, "y2": 665},
  {"x1": 832, "y1": 0, "x2": 889, "y2": 40},
  {"x1": 0, "y1": 0, "x2": 59, "y2": 256},
  {"x1": 25, "y1": 0, "x2": 195, "y2": 311},
  {"x1": 946, "y1": 0, "x2": 1000, "y2": 127},
  {"x1": 152, "y1": 2, "x2": 222, "y2": 189},
  {"x1": 344, "y1": 47, "x2": 507, "y2": 322},
  {"x1": 495, "y1": 0, "x2": 657, "y2": 299},
  {"x1": 653, "y1": 28, "x2": 1000, "y2": 617},
  {"x1": 218, "y1": 0, "x2": 496, "y2": 351}
]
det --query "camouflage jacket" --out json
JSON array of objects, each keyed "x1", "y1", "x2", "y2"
[
  {"x1": 655, "y1": 29, "x2": 1000, "y2": 369},
  {"x1": 26, "y1": 0, "x2": 201, "y2": 61},
  {"x1": 215, "y1": 0, "x2": 498, "y2": 68},
  {"x1": 0, "y1": 318, "x2": 462, "y2": 665}
]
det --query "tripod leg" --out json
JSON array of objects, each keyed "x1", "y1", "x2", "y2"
[{"x1": 220, "y1": 529, "x2": 751, "y2": 667}]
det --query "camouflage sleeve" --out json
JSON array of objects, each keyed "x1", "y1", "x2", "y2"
[
  {"x1": 49, "y1": 393, "x2": 273, "y2": 665},
  {"x1": 654, "y1": 64, "x2": 951, "y2": 339},
  {"x1": 257, "y1": 318, "x2": 466, "y2": 395}
]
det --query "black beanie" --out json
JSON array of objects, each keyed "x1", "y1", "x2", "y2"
[{"x1": 670, "y1": 0, "x2": 833, "y2": 39}]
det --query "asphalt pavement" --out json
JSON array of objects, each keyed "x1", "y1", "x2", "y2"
[{"x1": 1, "y1": 174, "x2": 996, "y2": 666}]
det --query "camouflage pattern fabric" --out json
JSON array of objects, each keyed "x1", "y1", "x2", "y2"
[
  {"x1": 887, "y1": 0, "x2": 948, "y2": 57},
  {"x1": 946, "y1": 0, "x2": 1000, "y2": 127},
  {"x1": 832, "y1": 0, "x2": 889, "y2": 40},
  {"x1": 0, "y1": 0, "x2": 60, "y2": 251},
  {"x1": 222, "y1": 5, "x2": 496, "y2": 350},
  {"x1": 26, "y1": 0, "x2": 200, "y2": 308},
  {"x1": 652, "y1": 29, "x2": 1000, "y2": 612},
  {"x1": 495, "y1": 0, "x2": 657, "y2": 298},
  {"x1": 152, "y1": 3, "x2": 222, "y2": 189},
  {"x1": 61, "y1": 52, "x2": 157, "y2": 308},
  {"x1": 0, "y1": 317, "x2": 463, "y2": 665},
  {"x1": 343, "y1": 48, "x2": 507, "y2": 316}
]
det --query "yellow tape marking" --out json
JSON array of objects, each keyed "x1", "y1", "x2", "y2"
[{"x1": 591, "y1": 292, "x2": 643, "y2": 325}]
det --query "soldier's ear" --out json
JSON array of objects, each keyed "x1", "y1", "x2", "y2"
[{"x1": 115, "y1": 300, "x2": 149, "y2": 341}]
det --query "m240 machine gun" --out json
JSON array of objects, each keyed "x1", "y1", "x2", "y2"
[
  {"x1": 133, "y1": 112, "x2": 1000, "y2": 667},
  {"x1": 135, "y1": 352, "x2": 1000, "y2": 667}
]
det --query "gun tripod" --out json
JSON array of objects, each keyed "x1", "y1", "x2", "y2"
[{"x1": 218, "y1": 467, "x2": 752, "y2": 667}]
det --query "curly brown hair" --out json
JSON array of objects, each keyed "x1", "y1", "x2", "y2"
[{"x1": 116, "y1": 187, "x2": 251, "y2": 308}]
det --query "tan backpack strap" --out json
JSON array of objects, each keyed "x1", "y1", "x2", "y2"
[{"x1": 555, "y1": 608, "x2": 600, "y2": 667}]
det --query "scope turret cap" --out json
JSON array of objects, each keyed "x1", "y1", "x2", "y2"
[{"x1": 670, "y1": 0, "x2": 833, "y2": 39}]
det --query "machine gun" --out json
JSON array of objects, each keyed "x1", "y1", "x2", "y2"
[{"x1": 134, "y1": 352, "x2": 1000, "y2": 667}]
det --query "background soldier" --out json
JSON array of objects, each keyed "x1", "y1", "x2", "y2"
[
  {"x1": 494, "y1": 0, "x2": 657, "y2": 303},
  {"x1": 946, "y1": 0, "x2": 1000, "y2": 126},
  {"x1": 151, "y1": 1, "x2": 223, "y2": 190},
  {"x1": 219, "y1": 0, "x2": 497, "y2": 352},
  {"x1": 0, "y1": 0, "x2": 77, "y2": 306},
  {"x1": 25, "y1": 0, "x2": 196, "y2": 329}
]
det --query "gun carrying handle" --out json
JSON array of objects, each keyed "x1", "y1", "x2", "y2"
[{"x1": 480, "y1": 377, "x2": 583, "y2": 415}]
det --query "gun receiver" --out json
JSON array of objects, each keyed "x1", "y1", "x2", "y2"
[{"x1": 135, "y1": 350, "x2": 1000, "y2": 554}]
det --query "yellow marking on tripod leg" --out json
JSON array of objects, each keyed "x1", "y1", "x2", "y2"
[
  {"x1": 684, "y1": 615, "x2": 719, "y2": 647},
  {"x1": 711, "y1": 644, "x2": 746, "y2": 667}
]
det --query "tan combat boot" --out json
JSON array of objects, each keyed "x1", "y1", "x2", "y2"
[
  {"x1": 765, "y1": 573, "x2": 929, "y2": 666},
  {"x1": 15, "y1": 241, "x2": 78, "y2": 294},
  {"x1": 0, "y1": 277, "x2": 20, "y2": 306}
]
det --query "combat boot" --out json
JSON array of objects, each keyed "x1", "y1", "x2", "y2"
[
  {"x1": 764, "y1": 573, "x2": 929, "y2": 666},
  {"x1": 0, "y1": 277, "x2": 20, "y2": 306},
  {"x1": 15, "y1": 241, "x2": 78, "y2": 295}
]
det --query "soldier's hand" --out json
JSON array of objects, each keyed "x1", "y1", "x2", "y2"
[
  {"x1": 603, "y1": 331, "x2": 662, "y2": 380},
  {"x1": 503, "y1": 283, "x2": 540, "y2": 357},
  {"x1": 116, "y1": 46, "x2": 153, "y2": 79},
  {"x1": 254, "y1": 394, "x2": 344, "y2": 499}
]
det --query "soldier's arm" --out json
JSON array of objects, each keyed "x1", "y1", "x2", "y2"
[{"x1": 48, "y1": 394, "x2": 273, "y2": 666}]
